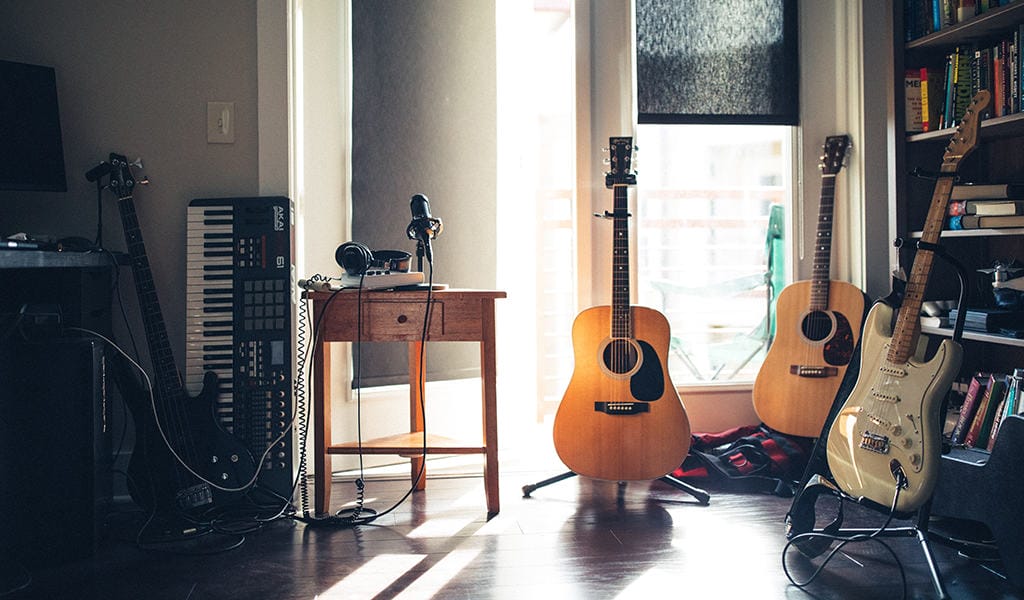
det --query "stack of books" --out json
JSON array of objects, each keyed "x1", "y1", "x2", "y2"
[
  {"x1": 947, "y1": 307, "x2": 1024, "y2": 333},
  {"x1": 947, "y1": 183, "x2": 1024, "y2": 229},
  {"x1": 949, "y1": 369, "x2": 1024, "y2": 451}
]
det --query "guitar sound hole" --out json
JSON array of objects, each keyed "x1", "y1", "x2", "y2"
[
  {"x1": 603, "y1": 339, "x2": 639, "y2": 375},
  {"x1": 802, "y1": 311, "x2": 834, "y2": 342}
]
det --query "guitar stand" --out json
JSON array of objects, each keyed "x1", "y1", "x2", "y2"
[
  {"x1": 522, "y1": 471, "x2": 711, "y2": 505},
  {"x1": 785, "y1": 242, "x2": 969, "y2": 600}
]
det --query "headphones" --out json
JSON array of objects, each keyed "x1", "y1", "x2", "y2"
[{"x1": 335, "y1": 242, "x2": 412, "y2": 276}]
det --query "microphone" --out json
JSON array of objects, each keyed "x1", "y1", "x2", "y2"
[{"x1": 406, "y1": 193, "x2": 443, "y2": 264}]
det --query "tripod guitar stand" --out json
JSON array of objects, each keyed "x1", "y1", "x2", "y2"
[{"x1": 522, "y1": 469, "x2": 710, "y2": 505}]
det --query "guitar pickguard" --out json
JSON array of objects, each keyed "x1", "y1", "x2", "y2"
[
  {"x1": 631, "y1": 340, "x2": 664, "y2": 401},
  {"x1": 823, "y1": 311, "x2": 856, "y2": 366}
]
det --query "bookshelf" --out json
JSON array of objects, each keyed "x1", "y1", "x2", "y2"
[
  {"x1": 896, "y1": 2, "x2": 1024, "y2": 585},
  {"x1": 896, "y1": 1, "x2": 1024, "y2": 376}
]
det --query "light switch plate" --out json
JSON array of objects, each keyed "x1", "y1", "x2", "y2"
[{"x1": 207, "y1": 101, "x2": 235, "y2": 144}]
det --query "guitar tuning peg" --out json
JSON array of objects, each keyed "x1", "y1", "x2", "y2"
[
  {"x1": 130, "y1": 157, "x2": 144, "y2": 170},
  {"x1": 602, "y1": 158, "x2": 611, "y2": 165},
  {"x1": 137, "y1": 175, "x2": 150, "y2": 185}
]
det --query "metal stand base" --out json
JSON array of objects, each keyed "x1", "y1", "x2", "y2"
[{"x1": 522, "y1": 471, "x2": 711, "y2": 505}]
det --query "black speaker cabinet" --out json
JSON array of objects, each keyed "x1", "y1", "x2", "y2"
[{"x1": 0, "y1": 337, "x2": 111, "y2": 567}]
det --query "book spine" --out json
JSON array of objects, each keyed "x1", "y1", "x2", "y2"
[
  {"x1": 906, "y1": 70, "x2": 924, "y2": 132},
  {"x1": 986, "y1": 395, "x2": 1008, "y2": 450},
  {"x1": 921, "y1": 67, "x2": 932, "y2": 131},
  {"x1": 951, "y1": 373, "x2": 988, "y2": 445},
  {"x1": 965, "y1": 373, "x2": 1006, "y2": 447}
]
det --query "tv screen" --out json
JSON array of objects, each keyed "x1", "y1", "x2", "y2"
[{"x1": 0, "y1": 60, "x2": 68, "y2": 192}]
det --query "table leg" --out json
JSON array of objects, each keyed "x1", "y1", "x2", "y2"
[
  {"x1": 481, "y1": 300, "x2": 500, "y2": 514},
  {"x1": 409, "y1": 340, "x2": 426, "y2": 491},
  {"x1": 313, "y1": 340, "x2": 332, "y2": 516}
]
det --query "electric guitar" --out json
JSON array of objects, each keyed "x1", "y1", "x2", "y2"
[
  {"x1": 108, "y1": 154, "x2": 255, "y2": 514},
  {"x1": 752, "y1": 135, "x2": 866, "y2": 438},
  {"x1": 825, "y1": 90, "x2": 988, "y2": 513},
  {"x1": 552, "y1": 137, "x2": 691, "y2": 482}
]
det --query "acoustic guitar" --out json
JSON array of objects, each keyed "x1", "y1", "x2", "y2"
[
  {"x1": 552, "y1": 137, "x2": 691, "y2": 482},
  {"x1": 752, "y1": 135, "x2": 866, "y2": 438},
  {"x1": 826, "y1": 90, "x2": 988, "y2": 513},
  {"x1": 107, "y1": 154, "x2": 255, "y2": 514}
]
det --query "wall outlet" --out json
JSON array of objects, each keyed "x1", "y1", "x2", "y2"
[{"x1": 207, "y1": 101, "x2": 235, "y2": 144}]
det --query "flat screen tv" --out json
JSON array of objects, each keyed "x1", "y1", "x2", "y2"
[{"x1": 0, "y1": 60, "x2": 68, "y2": 192}]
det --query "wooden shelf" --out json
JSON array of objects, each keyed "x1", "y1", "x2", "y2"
[
  {"x1": 912, "y1": 227, "x2": 1024, "y2": 238},
  {"x1": 906, "y1": 2, "x2": 1024, "y2": 53},
  {"x1": 907, "y1": 112, "x2": 1024, "y2": 143},
  {"x1": 327, "y1": 432, "x2": 485, "y2": 456},
  {"x1": 922, "y1": 325, "x2": 1024, "y2": 347}
]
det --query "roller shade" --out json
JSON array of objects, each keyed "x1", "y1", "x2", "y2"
[{"x1": 636, "y1": 0, "x2": 799, "y2": 125}]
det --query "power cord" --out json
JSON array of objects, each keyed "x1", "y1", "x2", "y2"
[{"x1": 294, "y1": 263, "x2": 435, "y2": 528}]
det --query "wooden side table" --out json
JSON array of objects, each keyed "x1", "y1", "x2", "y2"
[{"x1": 307, "y1": 288, "x2": 506, "y2": 515}]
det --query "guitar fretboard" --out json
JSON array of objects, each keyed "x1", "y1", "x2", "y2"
[
  {"x1": 810, "y1": 173, "x2": 836, "y2": 311},
  {"x1": 118, "y1": 196, "x2": 183, "y2": 399},
  {"x1": 611, "y1": 184, "x2": 631, "y2": 339}
]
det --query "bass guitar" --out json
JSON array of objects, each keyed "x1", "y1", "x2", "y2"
[
  {"x1": 825, "y1": 91, "x2": 988, "y2": 513},
  {"x1": 552, "y1": 137, "x2": 691, "y2": 481},
  {"x1": 752, "y1": 135, "x2": 866, "y2": 438},
  {"x1": 107, "y1": 154, "x2": 255, "y2": 514}
]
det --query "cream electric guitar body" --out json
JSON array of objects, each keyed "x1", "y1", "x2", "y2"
[{"x1": 826, "y1": 90, "x2": 988, "y2": 513}]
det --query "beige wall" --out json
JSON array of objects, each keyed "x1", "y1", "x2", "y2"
[{"x1": 0, "y1": 1, "x2": 262, "y2": 365}]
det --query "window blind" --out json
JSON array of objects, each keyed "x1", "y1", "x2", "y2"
[{"x1": 636, "y1": 0, "x2": 799, "y2": 125}]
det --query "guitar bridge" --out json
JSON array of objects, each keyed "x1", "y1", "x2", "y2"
[
  {"x1": 789, "y1": 366, "x2": 839, "y2": 378},
  {"x1": 859, "y1": 431, "x2": 891, "y2": 454},
  {"x1": 594, "y1": 401, "x2": 649, "y2": 415}
]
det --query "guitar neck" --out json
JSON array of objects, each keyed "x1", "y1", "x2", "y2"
[
  {"x1": 888, "y1": 171, "x2": 957, "y2": 364},
  {"x1": 611, "y1": 184, "x2": 631, "y2": 339},
  {"x1": 117, "y1": 194, "x2": 183, "y2": 400},
  {"x1": 809, "y1": 172, "x2": 836, "y2": 310}
]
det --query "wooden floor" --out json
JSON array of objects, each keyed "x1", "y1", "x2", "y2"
[{"x1": 4, "y1": 455, "x2": 1021, "y2": 600}]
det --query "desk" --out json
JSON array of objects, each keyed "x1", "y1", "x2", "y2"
[{"x1": 308, "y1": 288, "x2": 506, "y2": 515}]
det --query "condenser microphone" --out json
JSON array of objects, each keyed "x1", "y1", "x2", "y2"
[{"x1": 406, "y1": 193, "x2": 443, "y2": 264}]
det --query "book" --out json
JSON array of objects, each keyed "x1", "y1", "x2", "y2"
[
  {"x1": 951, "y1": 183, "x2": 1024, "y2": 199},
  {"x1": 958, "y1": 214, "x2": 1024, "y2": 228},
  {"x1": 965, "y1": 200, "x2": 1024, "y2": 215},
  {"x1": 919, "y1": 315, "x2": 950, "y2": 328},
  {"x1": 906, "y1": 70, "x2": 924, "y2": 132},
  {"x1": 964, "y1": 373, "x2": 1007, "y2": 447},
  {"x1": 986, "y1": 394, "x2": 1008, "y2": 450},
  {"x1": 951, "y1": 373, "x2": 989, "y2": 445},
  {"x1": 952, "y1": 46, "x2": 974, "y2": 124},
  {"x1": 921, "y1": 66, "x2": 935, "y2": 131},
  {"x1": 948, "y1": 307, "x2": 1024, "y2": 332},
  {"x1": 987, "y1": 368, "x2": 1022, "y2": 450}
]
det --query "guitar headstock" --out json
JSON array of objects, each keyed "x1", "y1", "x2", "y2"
[
  {"x1": 942, "y1": 90, "x2": 990, "y2": 170},
  {"x1": 107, "y1": 153, "x2": 140, "y2": 199},
  {"x1": 820, "y1": 135, "x2": 851, "y2": 175},
  {"x1": 605, "y1": 137, "x2": 636, "y2": 188}
]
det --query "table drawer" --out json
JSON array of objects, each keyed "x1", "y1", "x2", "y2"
[{"x1": 364, "y1": 300, "x2": 444, "y2": 340}]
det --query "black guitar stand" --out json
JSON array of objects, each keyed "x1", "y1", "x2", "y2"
[
  {"x1": 784, "y1": 239, "x2": 968, "y2": 600},
  {"x1": 522, "y1": 470, "x2": 711, "y2": 505}
]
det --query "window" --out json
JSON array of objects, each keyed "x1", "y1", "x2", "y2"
[{"x1": 636, "y1": 124, "x2": 792, "y2": 385}]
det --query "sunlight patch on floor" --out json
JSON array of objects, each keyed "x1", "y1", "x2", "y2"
[
  {"x1": 316, "y1": 554, "x2": 425, "y2": 599},
  {"x1": 391, "y1": 548, "x2": 483, "y2": 600}
]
